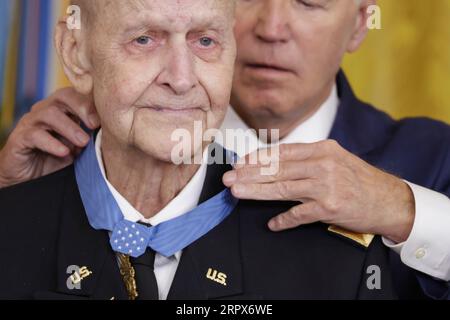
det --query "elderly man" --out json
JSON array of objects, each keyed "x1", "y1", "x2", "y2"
[
  {"x1": 0, "y1": 0, "x2": 449, "y2": 299},
  {"x1": 0, "y1": 0, "x2": 239, "y2": 300}
]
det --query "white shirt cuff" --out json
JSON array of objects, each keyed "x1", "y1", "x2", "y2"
[{"x1": 382, "y1": 181, "x2": 450, "y2": 281}]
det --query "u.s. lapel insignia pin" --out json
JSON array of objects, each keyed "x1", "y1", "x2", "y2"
[
  {"x1": 66, "y1": 265, "x2": 93, "y2": 290},
  {"x1": 206, "y1": 268, "x2": 227, "y2": 286},
  {"x1": 328, "y1": 225, "x2": 375, "y2": 248}
]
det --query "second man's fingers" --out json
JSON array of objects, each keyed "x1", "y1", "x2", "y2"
[
  {"x1": 234, "y1": 143, "x2": 318, "y2": 170},
  {"x1": 268, "y1": 202, "x2": 321, "y2": 232},
  {"x1": 38, "y1": 106, "x2": 90, "y2": 148},
  {"x1": 25, "y1": 130, "x2": 71, "y2": 158},
  {"x1": 53, "y1": 88, "x2": 99, "y2": 129},
  {"x1": 230, "y1": 179, "x2": 316, "y2": 201},
  {"x1": 223, "y1": 160, "x2": 317, "y2": 186}
]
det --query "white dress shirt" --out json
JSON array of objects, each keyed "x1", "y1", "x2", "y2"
[
  {"x1": 95, "y1": 130, "x2": 208, "y2": 299},
  {"x1": 219, "y1": 86, "x2": 339, "y2": 154},
  {"x1": 220, "y1": 85, "x2": 450, "y2": 282}
]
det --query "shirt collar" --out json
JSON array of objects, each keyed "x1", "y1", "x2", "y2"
[
  {"x1": 95, "y1": 130, "x2": 208, "y2": 234},
  {"x1": 219, "y1": 85, "x2": 339, "y2": 157}
]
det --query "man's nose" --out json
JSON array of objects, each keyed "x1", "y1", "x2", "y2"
[
  {"x1": 157, "y1": 44, "x2": 198, "y2": 95},
  {"x1": 254, "y1": 0, "x2": 291, "y2": 44}
]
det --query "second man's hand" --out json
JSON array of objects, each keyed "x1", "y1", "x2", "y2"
[
  {"x1": 223, "y1": 141, "x2": 416, "y2": 244},
  {"x1": 0, "y1": 87, "x2": 99, "y2": 189}
]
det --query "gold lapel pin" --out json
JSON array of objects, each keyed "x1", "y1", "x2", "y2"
[
  {"x1": 328, "y1": 225, "x2": 375, "y2": 248},
  {"x1": 69, "y1": 266, "x2": 93, "y2": 285},
  {"x1": 206, "y1": 268, "x2": 227, "y2": 286}
]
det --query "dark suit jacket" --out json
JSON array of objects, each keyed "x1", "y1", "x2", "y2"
[
  {"x1": 0, "y1": 159, "x2": 402, "y2": 300},
  {"x1": 0, "y1": 71, "x2": 448, "y2": 300}
]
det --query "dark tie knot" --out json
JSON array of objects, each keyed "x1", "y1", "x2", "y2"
[
  {"x1": 127, "y1": 221, "x2": 155, "y2": 266},
  {"x1": 130, "y1": 247, "x2": 156, "y2": 269}
]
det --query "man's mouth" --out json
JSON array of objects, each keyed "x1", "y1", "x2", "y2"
[
  {"x1": 152, "y1": 106, "x2": 198, "y2": 112},
  {"x1": 138, "y1": 105, "x2": 205, "y2": 114},
  {"x1": 245, "y1": 62, "x2": 294, "y2": 74}
]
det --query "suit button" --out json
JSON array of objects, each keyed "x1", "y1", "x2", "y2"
[{"x1": 415, "y1": 248, "x2": 426, "y2": 259}]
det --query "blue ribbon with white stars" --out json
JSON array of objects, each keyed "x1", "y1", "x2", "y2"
[{"x1": 75, "y1": 136, "x2": 238, "y2": 258}]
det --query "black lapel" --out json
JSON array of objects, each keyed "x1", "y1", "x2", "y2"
[
  {"x1": 168, "y1": 207, "x2": 244, "y2": 300},
  {"x1": 198, "y1": 144, "x2": 234, "y2": 203},
  {"x1": 35, "y1": 167, "x2": 128, "y2": 300},
  {"x1": 168, "y1": 147, "x2": 245, "y2": 300}
]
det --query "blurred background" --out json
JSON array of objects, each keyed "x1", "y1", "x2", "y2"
[{"x1": 0, "y1": 0, "x2": 449, "y2": 146}]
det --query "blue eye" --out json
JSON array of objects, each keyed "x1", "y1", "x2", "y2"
[
  {"x1": 135, "y1": 36, "x2": 151, "y2": 45},
  {"x1": 199, "y1": 37, "x2": 214, "y2": 47}
]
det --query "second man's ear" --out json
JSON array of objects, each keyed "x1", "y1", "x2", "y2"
[
  {"x1": 346, "y1": 0, "x2": 376, "y2": 53},
  {"x1": 54, "y1": 19, "x2": 93, "y2": 95}
]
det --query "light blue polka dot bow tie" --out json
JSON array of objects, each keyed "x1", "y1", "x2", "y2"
[{"x1": 75, "y1": 136, "x2": 238, "y2": 258}]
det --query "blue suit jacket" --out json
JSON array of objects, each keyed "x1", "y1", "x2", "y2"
[{"x1": 329, "y1": 71, "x2": 450, "y2": 299}]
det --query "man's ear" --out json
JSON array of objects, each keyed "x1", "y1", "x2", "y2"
[
  {"x1": 346, "y1": 0, "x2": 377, "y2": 53},
  {"x1": 54, "y1": 19, "x2": 93, "y2": 95}
]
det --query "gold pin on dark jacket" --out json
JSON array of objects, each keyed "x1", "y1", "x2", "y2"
[
  {"x1": 328, "y1": 225, "x2": 375, "y2": 248},
  {"x1": 206, "y1": 268, "x2": 227, "y2": 286}
]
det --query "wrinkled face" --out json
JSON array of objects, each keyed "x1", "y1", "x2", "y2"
[
  {"x1": 85, "y1": 0, "x2": 236, "y2": 161},
  {"x1": 232, "y1": 0, "x2": 366, "y2": 130}
]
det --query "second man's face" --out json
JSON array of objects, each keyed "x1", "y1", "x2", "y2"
[{"x1": 231, "y1": 0, "x2": 366, "y2": 132}]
